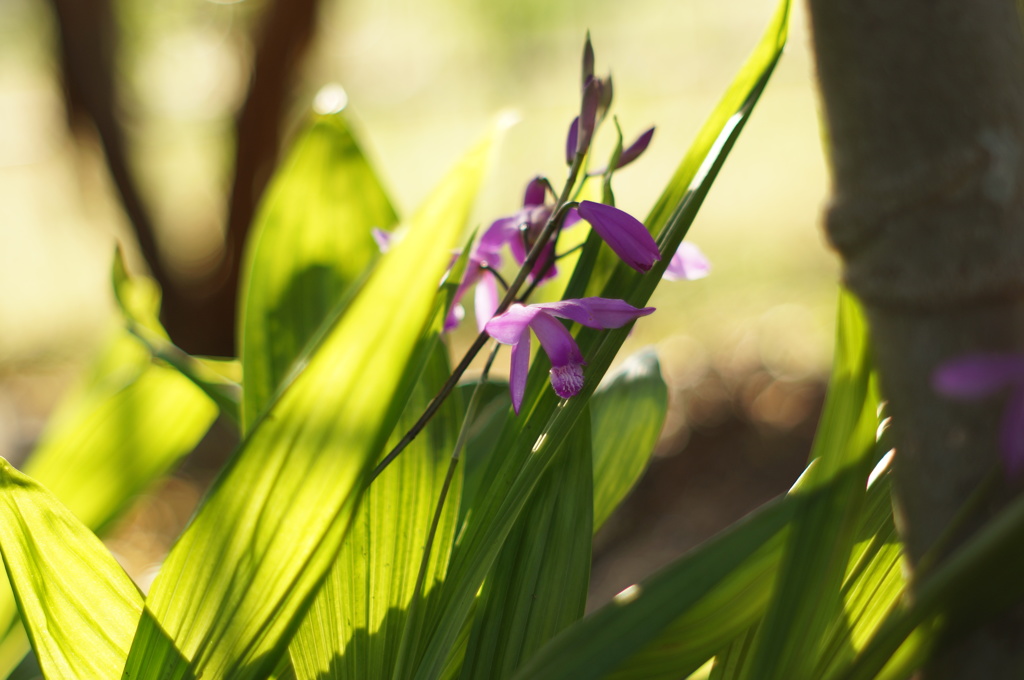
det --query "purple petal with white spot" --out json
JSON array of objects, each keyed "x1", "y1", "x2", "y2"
[
  {"x1": 616, "y1": 127, "x2": 654, "y2": 169},
  {"x1": 533, "y1": 297, "x2": 655, "y2": 329},
  {"x1": 663, "y1": 242, "x2": 711, "y2": 281},
  {"x1": 509, "y1": 328, "x2": 531, "y2": 414},
  {"x1": 933, "y1": 355, "x2": 1024, "y2": 398},
  {"x1": 577, "y1": 201, "x2": 661, "y2": 272}
]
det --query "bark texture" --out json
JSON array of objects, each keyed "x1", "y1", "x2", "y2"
[{"x1": 806, "y1": 0, "x2": 1024, "y2": 677}]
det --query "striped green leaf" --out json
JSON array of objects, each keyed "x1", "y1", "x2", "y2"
[
  {"x1": 119, "y1": 132, "x2": 494, "y2": 680},
  {"x1": 741, "y1": 292, "x2": 880, "y2": 679},
  {"x1": 238, "y1": 112, "x2": 398, "y2": 432},
  {"x1": 0, "y1": 460, "x2": 144, "y2": 679},
  {"x1": 289, "y1": 342, "x2": 463, "y2": 680},
  {"x1": 459, "y1": 408, "x2": 593, "y2": 680},
  {"x1": 591, "y1": 350, "x2": 668, "y2": 530}
]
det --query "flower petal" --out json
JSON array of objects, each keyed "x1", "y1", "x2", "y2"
[
  {"x1": 528, "y1": 311, "x2": 583, "y2": 369},
  {"x1": 523, "y1": 177, "x2": 547, "y2": 208},
  {"x1": 485, "y1": 304, "x2": 543, "y2": 345},
  {"x1": 616, "y1": 127, "x2": 654, "y2": 169},
  {"x1": 566, "y1": 116, "x2": 579, "y2": 165},
  {"x1": 1001, "y1": 388, "x2": 1024, "y2": 478},
  {"x1": 577, "y1": 78, "x2": 600, "y2": 155},
  {"x1": 933, "y1": 354, "x2": 1024, "y2": 398},
  {"x1": 577, "y1": 200, "x2": 661, "y2": 272},
  {"x1": 509, "y1": 329, "x2": 531, "y2": 414},
  {"x1": 479, "y1": 216, "x2": 518, "y2": 260},
  {"x1": 533, "y1": 297, "x2": 655, "y2": 329},
  {"x1": 474, "y1": 271, "x2": 499, "y2": 333},
  {"x1": 663, "y1": 242, "x2": 711, "y2": 281}
]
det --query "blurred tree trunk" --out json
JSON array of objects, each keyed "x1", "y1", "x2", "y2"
[
  {"x1": 806, "y1": 0, "x2": 1024, "y2": 676},
  {"x1": 50, "y1": 0, "x2": 319, "y2": 357}
]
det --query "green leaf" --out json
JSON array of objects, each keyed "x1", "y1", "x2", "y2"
[
  {"x1": 238, "y1": 112, "x2": 398, "y2": 432},
  {"x1": 459, "y1": 408, "x2": 593, "y2": 679},
  {"x1": 289, "y1": 343, "x2": 463, "y2": 680},
  {"x1": 591, "y1": 350, "x2": 668, "y2": 530},
  {"x1": 120, "y1": 132, "x2": 495, "y2": 680},
  {"x1": 741, "y1": 291, "x2": 880, "y2": 679},
  {"x1": 509, "y1": 496, "x2": 796, "y2": 680},
  {"x1": 0, "y1": 460, "x2": 144, "y2": 679},
  {"x1": 406, "y1": 3, "x2": 791, "y2": 677},
  {"x1": 0, "y1": 277, "x2": 218, "y2": 676},
  {"x1": 709, "y1": 626, "x2": 759, "y2": 680}
]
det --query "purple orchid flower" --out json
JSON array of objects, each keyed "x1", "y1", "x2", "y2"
[
  {"x1": 576, "y1": 200, "x2": 661, "y2": 273},
  {"x1": 484, "y1": 297, "x2": 655, "y2": 413},
  {"x1": 483, "y1": 177, "x2": 581, "y2": 286},
  {"x1": 933, "y1": 354, "x2": 1024, "y2": 477},
  {"x1": 663, "y1": 241, "x2": 711, "y2": 281}
]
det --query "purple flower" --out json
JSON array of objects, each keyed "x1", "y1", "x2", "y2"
[
  {"x1": 663, "y1": 242, "x2": 710, "y2": 281},
  {"x1": 484, "y1": 297, "x2": 655, "y2": 413},
  {"x1": 483, "y1": 177, "x2": 581, "y2": 286},
  {"x1": 934, "y1": 354, "x2": 1024, "y2": 477},
  {"x1": 576, "y1": 200, "x2": 661, "y2": 273}
]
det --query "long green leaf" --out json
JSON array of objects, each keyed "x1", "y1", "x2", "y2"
[
  {"x1": 741, "y1": 292, "x2": 879, "y2": 679},
  {"x1": 0, "y1": 273, "x2": 218, "y2": 677},
  {"x1": 0, "y1": 460, "x2": 144, "y2": 679},
  {"x1": 289, "y1": 343, "x2": 462, "y2": 680},
  {"x1": 510, "y1": 495, "x2": 796, "y2": 680},
  {"x1": 120, "y1": 133, "x2": 494, "y2": 680},
  {"x1": 406, "y1": 3, "x2": 790, "y2": 677},
  {"x1": 459, "y1": 409, "x2": 593, "y2": 680},
  {"x1": 590, "y1": 350, "x2": 667, "y2": 530},
  {"x1": 238, "y1": 112, "x2": 398, "y2": 432}
]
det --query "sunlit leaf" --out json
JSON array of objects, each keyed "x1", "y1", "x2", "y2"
[
  {"x1": 238, "y1": 112, "x2": 398, "y2": 432},
  {"x1": 289, "y1": 343, "x2": 462, "y2": 680},
  {"x1": 740, "y1": 292, "x2": 879, "y2": 679},
  {"x1": 591, "y1": 350, "x2": 667, "y2": 530},
  {"x1": 0, "y1": 460, "x2": 143, "y2": 679},
  {"x1": 459, "y1": 409, "x2": 593, "y2": 679},
  {"x1": 120, "y1": 131, "x2": 494, "y2": 680}
]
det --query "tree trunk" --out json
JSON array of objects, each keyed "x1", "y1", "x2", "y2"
[{"x1": 805, "y1": 0, "x2": 1024, "y2": 676}]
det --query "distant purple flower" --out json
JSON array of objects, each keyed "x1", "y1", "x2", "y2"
[
  {"x1": 485, "y1": 297, "x2": 655, "y2": 413},
  {"x1": 934, "y1": 354, "x2": 1024, "y2": 477},
  {"x1": 663, "y1": 242, "x2": 710, "y2": 281},
  {"x1": 577, "y1": 201, "x2": 661, "y2": 273}
]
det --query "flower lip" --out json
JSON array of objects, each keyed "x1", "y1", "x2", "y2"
[{"x1": 484, "y1": 297, "x2": 655, "y2": 413}]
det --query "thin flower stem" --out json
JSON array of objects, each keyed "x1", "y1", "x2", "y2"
[
  {"x1": 558, "y1": 242, "x2": 585, "y2": 259},
  {"x1": 370, "y1": 153, "x2": 587, "y2": 480},
  {"x1": 389, "y1": 344, "x2": 501, "y2": 679},
  {"x1": 482, "y1": 264, "x2": 510, "y2": 292}
]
